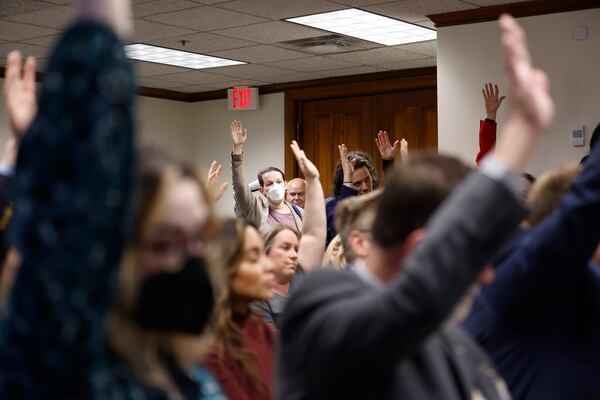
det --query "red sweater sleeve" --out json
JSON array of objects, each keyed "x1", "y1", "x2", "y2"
[{"x1": 475, "y1": 119, "x2": 497, "y2": 166}]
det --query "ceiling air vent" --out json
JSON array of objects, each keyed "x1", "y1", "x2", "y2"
[{"x1": 278, "y1": 34, "x2": 376, "y2": 55}]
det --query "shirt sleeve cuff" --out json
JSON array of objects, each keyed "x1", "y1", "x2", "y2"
[{"x1": 479, "y1": 156, "x2": 523, "y2": 200}]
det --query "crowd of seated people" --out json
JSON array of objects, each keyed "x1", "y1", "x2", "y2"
[{"x1": 0, "y1": 1, "x2": 598, "y2": 399}]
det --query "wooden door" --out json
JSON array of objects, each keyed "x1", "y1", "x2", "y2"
[
  {"x1": 375, "y1": 89, "x2": 438, "y2": 164},
  {"x1": 301, "y1": 96, "x2": 374, "y2": 196},
  {"x1": 299, "y1": 88, "x2": 437, "y2": 195}
]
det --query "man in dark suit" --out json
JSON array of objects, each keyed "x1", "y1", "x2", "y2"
[{"x1": 276, "y1": 15, "x2": 554, "y2": 400}]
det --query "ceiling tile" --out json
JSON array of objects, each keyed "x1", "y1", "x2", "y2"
[
  {"x1": 169, "y1": 85, "x2": 215, "y2": 92},
  {"x1": 318, "y1": 65, "x2": 388, "y2": 76},
  {"x1": 393, "y1": 40, "x2": 436, "y2": 57},
  {"x1": 203, "y1": 78, "x2": 269, "y2": 89},
  {"x1": 139, "y1": 77, "x2": 190, "y2": 89},
  {"x1": 217, "y1": 0, "x2": 346, "y2": 20},
  {"x1": 266, "y1": 71, "x2": 328, "y2": 83},
  {"x1": 377, "y1": 57, "x2": 436, "y2": 70},
  {"x1": 134, "y1": 61, "x2": 192, "y2": 77},
  {"x1": 329, "y1": 0, "x2": 397, "y2": 5},
  {"x1": 326, "y1": 47, "x2": 428, "y2": 65},
  {"x1": 203, "y1": 64, "x2": 289, "y2": 80},
  {"x1": 151, "y1": 69, "x2": 233, "y2": 85},
  {"x1": 263, "y1": 55, "x2": 361, "y2": 72},
  {"x1": 143, "y1": 6, "x2": 268, "y2": 31},
  {"x1": 133, "y1": 19, "x2": 196, "y2": 42},
  {"x1": 5, "y1": 5, "x2": 76, "y2": 29},
  {"x1": 414, "y1": 20, "x2": 436, "y2": 30},
  {"x1": 190, "y1": 0, "x2": 232, "y2": 4},
  {"x1": 133, "y1": 0, "x2": 200, "y2": 17},
  {"x1": 0, "y1": 20, "x2": 58, "y2": 41},
  {"x1": 0, "y1": 1, "x2": 55, "y2": 17},
  {"x1": 0, "y1": 42, "x2": 51, "y2": 61},
  {"x1": 20, "y1": 33, "x2": 61, "y2": 48},
  {"x1": 466, "y1": 0, "x2": 531, "y2": 5},
  {"x1": 213, "y1": 21, "x2": 328, "y2": 44},
  {"x1": 148, "y1": 32, "x2": 257, "y2": 53},
  {"x1": 208, "y1": 45, "x2": 308, "y2": 63},
  {"x1": 362, "y1": 0, "x2": 476, "y2": 23}
]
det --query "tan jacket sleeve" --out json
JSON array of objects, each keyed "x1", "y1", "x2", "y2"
[{"x1": 231, "y1": 152, "x2": 261, "y2": 227}]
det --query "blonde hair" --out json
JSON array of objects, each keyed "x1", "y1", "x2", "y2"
[
  {"x1": 322, "y1": 234, "x2": 346, "y2": 269},
  {"x1": 335, "y1": 189, "x2": 382, "y2": 263},
  {"x1": 527, "y1": 163, "x2": 581, "y2": 226}
]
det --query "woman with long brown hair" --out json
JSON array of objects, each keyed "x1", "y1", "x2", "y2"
[{"x1": 203, "y1": 141, "x2": 325, "y2": 399}]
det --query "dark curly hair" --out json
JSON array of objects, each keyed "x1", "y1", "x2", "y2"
[{"x1": 332, "y1": 151, "x2": 379, "y2": 198}]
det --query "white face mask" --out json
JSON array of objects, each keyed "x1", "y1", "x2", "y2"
[{"x1": 267, "y1": 183, "x2": 285, "y2": 203}]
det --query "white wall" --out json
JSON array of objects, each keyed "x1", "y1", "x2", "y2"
[
  {"x1": 190, "y1": 92, "x2": 285, "y2": 217},
  {"x1": 438, "y1": 8, "x2": 600, "y2": 175},
  {"x1": 0, "y1": 79, "x2": 285, "y2": 218},
  {"x1": 137, "y1": 96, "x2": 196, "y2": 164}
]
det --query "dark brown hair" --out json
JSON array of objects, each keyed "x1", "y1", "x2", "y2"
[
  {"x1": 372, "y1": 152, "x2": 471, "y2": 248},
  {"x1": 332, "y1": 151, "x2": 379, "y2": 198},
  {"x1": 256, "y1": 166, "x2": 285, "y2": 187}
]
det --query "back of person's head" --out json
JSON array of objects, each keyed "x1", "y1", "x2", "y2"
[
  {"x1": 108, "y1": 145, "x2": 216, "y2": 382},
  {"x1": 580, "y1": 122, "x2": 600, "y2": 165},
  {"x1": 372, "y1": 153, "x2": 471, "y2": 248},
  {"x1": 335, "y1": 189, "x2": 382, "y2": 263},
  {"x1": 590, "y1": 122, "x2": 600, "y2": 151},
  {"x1": 332, "y1": 150, "x2": 379, "y2": 197},
  {"x1": 322, "y1": 234, "x2": 346, "y2": 269},
  {"x1": 527, "y1": 163, "x2": 581, "y2": 226}
]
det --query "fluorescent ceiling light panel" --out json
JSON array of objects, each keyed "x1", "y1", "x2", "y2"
[
  {"x1": 287, "y1": 9, "x2": 436, "y2": 46},
  {"x1": 125, "y1": 44, "x2": 245, "y2": 69}
]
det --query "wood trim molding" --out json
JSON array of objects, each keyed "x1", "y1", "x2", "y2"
[
  {"x1": 2, "y1": 64, "x2": 437, "y2": 103},
  {"x1": 429, "y1": 0, "x2": 600, "y2": 28},
  {"x1": 187, "y1": 66, "x2": 437, "y2": 102}
]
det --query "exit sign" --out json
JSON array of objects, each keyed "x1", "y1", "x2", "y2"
[{"x1": 228, "y1": 87, "x2": 259, "y2": 111}]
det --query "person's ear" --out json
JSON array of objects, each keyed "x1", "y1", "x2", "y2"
[
  {"x1": 348, "y1": 230, "x2": 370, "y2": 259},
  {"x1": 477, "y1": 265, "x2": 496, "y2": 285},
  {"x1": 258, "y1": 186, "x2": 265, "y2": 194},
  {"x1": 402, "y1": 228, "x2": 426, "y2": 255}
]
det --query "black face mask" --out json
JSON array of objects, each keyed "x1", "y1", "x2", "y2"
[{"x1": 134, "y1": 256, "x2": 214, "y2": 334}]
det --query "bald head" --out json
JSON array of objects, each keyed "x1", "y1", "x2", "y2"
[{"x1": 286, "y1": 178, "x2": 306, "y2": 208}]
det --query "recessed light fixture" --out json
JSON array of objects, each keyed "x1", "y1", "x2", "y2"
[
  {"x1": 287, "y1": 8, "x2": 436, "y2": 46},
  {"x1": 125, "y1": 44, "x2": 246, "y2": 69}
]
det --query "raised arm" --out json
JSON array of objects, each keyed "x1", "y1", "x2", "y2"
[
  {"x1": 230, "y1": 120, "x2": 258, "y2": 220},
  {"x1": 475, "y1": 83, "x2": 505, "y2": 165},
  {"x1": 284, "y1": 13, "x2": 551, "y2": 376},
  {"x1": 206, "y1": 160, "x2": 228, "y2": 204},
  {"x1": 291, "y1": 141, "x2": 326, "y2": 271},
  {"x1": 376, "y1": 130, "x2": 399, "y2": 173},
  {"x1": 0, "y1": 0, "x2": 135, "y2": 396}
]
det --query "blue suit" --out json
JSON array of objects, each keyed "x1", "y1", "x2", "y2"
[{"x1": 463, "y1": 142, "x2": 600, "y2": 400}]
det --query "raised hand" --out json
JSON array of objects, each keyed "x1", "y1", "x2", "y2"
[
  {"x1": 482, "y1": 82, "x2": 506, "y2": 121},
  {"x1": 3, "y1": 51, "x2": 37, "y2": 138},
  {"x1": 230, "y1": 120, "x2": 247, "y2": 154},
  {"x1": 338, "y1": 144, "x2": 355, "y2": 184},
  {"x1": 375, "y1": 130, "x2": 400, "y2": 160},
  {"x1": 206, "y1": 161, "x2": 228, "y2": 203},
  {"x1": 500, "y1": 14, "x2": 553, "y2": 134},
  {"x1": 400, "y1": 138, "x2": 409, "y2": 163},
  {"x1": 291, "y1": 140, "x2": 319, "y2": 180}
]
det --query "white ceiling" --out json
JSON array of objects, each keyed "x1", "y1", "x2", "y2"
[{"x1": 0, "y1": 0, "x2": 531, "y2": 93}]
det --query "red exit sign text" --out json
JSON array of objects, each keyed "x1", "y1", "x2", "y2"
[{"x1": 228, "y1": 87, "x2": 259, "y2": 111}]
